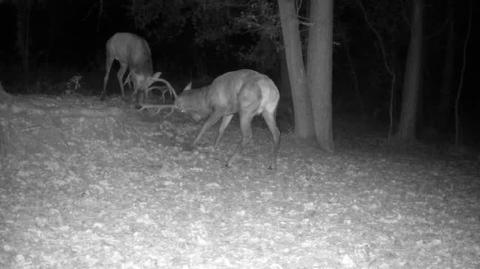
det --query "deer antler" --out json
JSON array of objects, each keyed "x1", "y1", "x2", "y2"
[
  {"x1": 136, "y1": 76, "x2": 178, "y2": 115},
  {"x1": 151, "y1": 77, "x2": 177, "y2": 99},
  {"x1": 146, "y1": 85, "x2": 170, "y2": 102}
]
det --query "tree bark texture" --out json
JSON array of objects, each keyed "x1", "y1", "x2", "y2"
[
  {"x1": 397, "y1": 0, "x2": 424, "y2": 141},
  {"x1": 307, "y1": 0, "x2": 334, "y2": 151},
  {"x1": 277, "y1": 0, "x2": 315, "y2": 139}
]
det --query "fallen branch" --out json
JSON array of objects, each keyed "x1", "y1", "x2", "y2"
[{"x1": 137, "y1": 104, "x2": 177, "y2": 115}]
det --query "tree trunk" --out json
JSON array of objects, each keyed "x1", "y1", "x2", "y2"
[
  {"x1": 279, "y1": 50, "x2": 291, "y2": 101},
  {"x1": 15, "y1": 0, "x2": 33, "y2": 76},
  {"x1": 396, "y1": 0, "x2": 424, "y2": 141},
  {"x1": 437, "y1": 0, "x2": 456, "y2": 131},
  {"x1": 306, "y1": 0, "x2": 334, "y2": 151},
  {"x1": 277, "y1": 0, "x2": 314, "y2": 139}
]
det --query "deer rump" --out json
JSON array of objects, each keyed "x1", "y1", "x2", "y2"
[
  {"x1": 101, "y1": 32, "x2": 175, "y2": 104},
  {"x1": 175, "y1": 69, "x2": 281, "y2": 170}
]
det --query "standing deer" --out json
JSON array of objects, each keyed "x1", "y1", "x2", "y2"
[
  {"x1": 141, "y1": 69, "x2": 281, "y2": 169},
  {"x1": 101, "y1": 32, "x2": 175, "y2": 103}
]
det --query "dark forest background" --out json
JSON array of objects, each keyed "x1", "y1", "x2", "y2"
[{"x1": 0, "y1": 0, "x2": 478, "y2": 147}]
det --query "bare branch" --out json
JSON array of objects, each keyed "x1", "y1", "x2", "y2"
[
  {"x1": 355, "y1": 0, "x2": 396, "y2": 138},
  {"x1": 455, "y1": 0, "x2": 472, "y2": 146}
]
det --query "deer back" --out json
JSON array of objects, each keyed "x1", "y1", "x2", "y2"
[
  {"x1": 106, "y1": 32, "x2": 153, "y2": 76},
  {"x1": 205, "y1": 69, "x2": 279, "y2": 115},
  {"x1": 175, "y1": 69, "x2": 279, "y2": 120}
]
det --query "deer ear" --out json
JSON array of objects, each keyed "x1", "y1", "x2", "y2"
[
  {"x1": 184, "y1": 82, "x2": 192, "y2": 91},
  {"x1": 152, "y1": 72, "x2": 162, "y2": 79}
]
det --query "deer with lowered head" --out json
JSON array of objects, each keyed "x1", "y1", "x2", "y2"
[
  {"x1": 101, "y1": 32, "x2": 175, "y2": 104},
  {"x1": 139, "y1": 69, "x2": 281, "y2": 170}
]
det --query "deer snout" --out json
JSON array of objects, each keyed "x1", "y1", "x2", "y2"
[{"x1": 174, "y1": 100, "x2": 185, "y2": 112}]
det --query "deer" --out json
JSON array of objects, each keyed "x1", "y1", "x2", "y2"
[
  {"x1": 100, "y1": 32, "x2": 176, "y2": 104},
  {"x1": 139, "y1": 69, "x2": 281, "y2": 170}
]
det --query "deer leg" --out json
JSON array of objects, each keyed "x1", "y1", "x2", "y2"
[
  {"x1": 133, "y1": 91, "x2": 142, "y2": 109},
  {"x1": 214, "y1": 114, "x2": 234, "y2": 148},
  {"x1": 124, "y1": 71, "x2": 133, "y2": 91},
  {"x1": 116, "y1": 64, "x2": 128, "y2": 99},
  {"x1": 193, "y1": 110, "x2": 224, "y2": 146},
  {"x1": 226, "y1": 112, "x2": 255, "y2": 168},
  {"x1": 262, "y1": 110, "x2": 281, "y2": 170},
  {"x1": 127, "y1": 72, "x2": 142, "y2": 102},
  {"x1": 101, "y1": 56, "x2": 114, "y2": 100},
  {"x1": 134, "y1": 86, "x2": 146, "y2": 108}
]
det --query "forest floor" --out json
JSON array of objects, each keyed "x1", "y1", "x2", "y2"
[{"x1": 1, "y1": 94, "x2": 479, "y2": 269}]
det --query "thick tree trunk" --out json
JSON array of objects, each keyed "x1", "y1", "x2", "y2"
[
  {"x1": 277, "y1": 0, "x2": 314, "y2": 139},
  {"x1": 279, "y1": 51, "x2": 291, "y2": 101},
  {"x1": 396, "y1": 0, "x2": 424, "y2": 141},
  {"x1": 307, "y1": 0, "x2": 334, "y2": 151}
]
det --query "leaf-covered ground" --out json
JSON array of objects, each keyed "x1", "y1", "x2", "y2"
[{"x1": 1, "y1": 96, "x2": 479, "y2": 269}]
